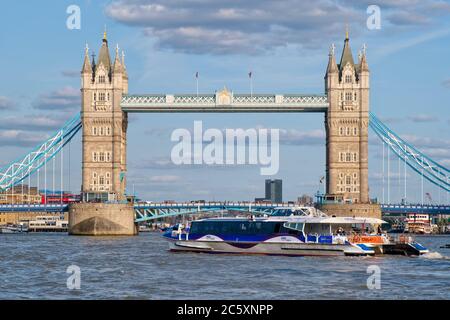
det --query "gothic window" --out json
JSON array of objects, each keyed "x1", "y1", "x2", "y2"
[
  {"x1": 93, "y1": 93, "x2": 96, "y2": 101},
  {"x1": 346, "y1": 176, "x2": 351, "y2": 185},
  {"x1": 99, "y1": 75, "x2": 106, "y2": 84},
  {"x1": 106, "y1": 152, "x2": 111, "y2": 162},
  {"x1": 99, "y1": 176, "x2": 105, "y2": 185},
  {"x1": 354, "y1": 92, "x2": 357, "y2": 101},
  {"x1": 353, "y1": 127, "x2": 357, "y2": 135},
  {"x1": 107, "y1": 93, "x2": 110, "y2": 101},
  {"x1": 92, "y1": 127, "x2": 97, "y2": 135},
  {"x1": 340, "y1": 153, "x2": 344, "y2": 162},
  {"x1": 106, "y1": 126, "x2": 111, "y2": 135},
  {"x1": 93, "y1": 152, "x2": 98, "y2": 162},
  {"x1": 346, "y1": 127, "x2": 350, "y2": 135},
  {"x1": 345, "y1": 75, "x2": 352, "y2": 83},
  {"x1": 345, "y1": 92, "x2": 352, "y2": 101},
  {"x1": 99, "y1": 152, "x2": 105, "y2": 162},
  {"x1": 346, "y1": 153, "x2": 351, "y2": 162},
  {"x1": 339, "y1": 127, "x2": 343, "y2": 136},
  {"x1": 106, "y1": 172, "x2": 110, "y2": 178},
  {"x1": 353, "y1": 153, "x2": 357, "y2": 162},
  {"x1": 99, "y1": 93, "x2": 105, "y2": 101},
  {"x1": 100, "y1": 127, "x2": 104, "y2": 136}
]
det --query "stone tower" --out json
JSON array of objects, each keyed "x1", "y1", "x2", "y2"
[
  {"x1": 80, "y1": 31, "x2": 129, "y2": 202},
  {"x1": 324, "y1": 32, "x2": 369, "y2": 204}
]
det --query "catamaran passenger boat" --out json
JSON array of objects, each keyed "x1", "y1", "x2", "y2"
[{"x1": 163, "y1": 207, "x2": 428, "y2": 257}]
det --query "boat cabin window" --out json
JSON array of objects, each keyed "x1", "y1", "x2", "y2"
[{"x1": 190, "y1": 220, "x2": 287, "y2": 235}]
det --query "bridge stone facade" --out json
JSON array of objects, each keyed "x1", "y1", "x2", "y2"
[
  {"x1": 80, "y1": 32, "x2": 128, "y2": 202},
  {"x1": 325, "y1": 33, "x2": 370, "y2": 204},
  {"x1": 72, "y1": 32, "x2": 378, "y2": 235}
]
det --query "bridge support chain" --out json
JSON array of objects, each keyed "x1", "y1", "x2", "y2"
[
  {"x1": 317, "y1": 203, "x2": 381, "y2": 219},
  {"x1": 68, "y1": 202, "x2": 138, "y2": 236}
]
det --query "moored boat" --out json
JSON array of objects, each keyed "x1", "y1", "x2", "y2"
[{"x1": 0, "y1": 223, "x2": 29, "y2": 234}]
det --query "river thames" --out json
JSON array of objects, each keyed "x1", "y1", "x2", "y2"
[{"x1": 0, "y1": 233, "x2": 449, "y2": 299}]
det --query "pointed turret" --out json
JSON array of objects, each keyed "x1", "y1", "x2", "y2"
[
  {"x1": 113, "y1": 44, "x2": 123, "y2": 74},
  {"x1": 96, "y1": 29, "x2": 111, "y2": 73},
  {"x1": 121, "y1": 51, "x2": 128, "y2": 78},
  {"x1": 81, "y1": 44, "x2": 92, "y2": 74},
  {"x1": 338, "y1": 28, "x2": 354, "y2": 72},
  {"x1": 360, "y1": 44, "x2": 369, "y2": 72},
  {"x1": 326, "y1": 44, "x2": 338, "y2": 75}
]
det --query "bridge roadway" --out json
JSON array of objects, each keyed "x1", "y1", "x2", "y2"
[
  {"x1": 0, "y1": 202, "x2": 449, "y2": 221},
  {"x1": 120, "y1": 94, "x2": 329, "y2": 113}
]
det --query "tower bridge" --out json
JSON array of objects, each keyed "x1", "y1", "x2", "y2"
[{"x1": 0, "y1": 31, "x2": 449, "y2": 235}]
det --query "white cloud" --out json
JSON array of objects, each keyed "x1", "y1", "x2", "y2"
[
  {"x1": 149, "y1": 175, "x2": 181, "y2": 183},
  {"x1": 0, "y1": 96, "x2": 15, "y2": 111},
  {"x1": 106, "y1": 0, "x2": 450, "y2": 55},
  {"x1": 33, "y1": 86, "x2": 80, "y2": 111},
  {"x1": 0, "y1": 130, "x2": 49, "y2": 147},
  {"x1": 408, "y1": 114, "x2": 439, "y2": 123}
]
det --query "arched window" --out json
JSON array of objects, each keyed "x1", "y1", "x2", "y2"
[
  {"x1": 346, "y1": 127, "x2": 350, "y2": 135},
  {"x1": 353, "y1": 127, "x2": 357, "y2": 135},
  {"x1": 346, "y1": 176, "x2": 351, "y2": 185},
  {"x1": 340, "y1": 153, "x2": 344, "y2": 162},
  {"x1": 99, "y1": 152, "x2": 105, "y2": 162},
  {"x1": 92, "y1": 127, "x2": 97, "y2": 135},
  {"x1": 346, "y1": 153, "x2": 351, "y2": 162},
  {"x1": 339, "y1": 127, "x2": 344, "y2": 136},
  {"x1": 93, "y1": 152, "x2": 98, "y2": 162},
  {"x1": 99, "y1": 176, "x2": 105, "y2": 185}
]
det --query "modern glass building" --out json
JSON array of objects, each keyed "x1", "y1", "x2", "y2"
[{"x1": 265, "y1": 179, "x2": 282, "y2": 203}]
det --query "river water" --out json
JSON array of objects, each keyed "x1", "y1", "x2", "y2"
[{"x1": 0, "y1": 233, "x2": 449, "y2": 299}]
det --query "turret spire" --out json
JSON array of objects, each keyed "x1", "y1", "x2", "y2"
[{"x1": 82, "y1": 43, "x2": 92, "y2": 73}]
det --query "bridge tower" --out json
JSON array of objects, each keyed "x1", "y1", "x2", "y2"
[
  {"x1": 80, "y1": 31, "x2": 128, "y2": 202},
  {"x1": 321, "y1": 32, "x2": 379, "y2": 218},
  {"x1": 69, "y1": 32, "x2": 136, "y2": 235}
]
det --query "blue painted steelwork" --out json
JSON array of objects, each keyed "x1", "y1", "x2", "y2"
[
  {"x1": 369, "y1": 113, "x2": 450, "y2": 192},
  {"x1": 133, "y1": 202, "x2": 290, "y2": 222},
  {"x1": 0, "y1": 113, "x2": 82, "y2": 191},
  {"x1": 381, "y1": 204, "x2": 450, "y2": 215},
  {"x1": 0, "y1": 202, "x2": 448, "y2": 220}
]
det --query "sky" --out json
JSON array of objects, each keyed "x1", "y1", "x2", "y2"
[{"x1": 0, "y1": 0, "x2": 450, "y2": 204}]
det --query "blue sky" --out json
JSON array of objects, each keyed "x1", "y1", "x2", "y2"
[{"x1": 1, "y1": 0, "x2": 450, "y2": 204}]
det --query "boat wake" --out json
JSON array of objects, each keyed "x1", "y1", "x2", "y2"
[{"x1": 419, "y1": 251, "x2": 450, "y2": 260}]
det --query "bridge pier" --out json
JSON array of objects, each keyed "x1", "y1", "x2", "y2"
[
  {"x1": 68, "y1": 203, "x2": 138, "y2": 236},
  {"x1": 317, "y1": 203, "x2": 381, "y2": 219}
]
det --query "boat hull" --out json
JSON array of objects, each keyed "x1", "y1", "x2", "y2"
[{"x1": 168, "y1": 239, "x2": 373, "y2": 256}]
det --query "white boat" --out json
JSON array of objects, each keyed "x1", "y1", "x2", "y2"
[
  {"x1": 163, "y1": 207, "x2": 429, "y2": 256},
  {"x1": 0, "y1": 224, "x2": 29, "y2": 234}
]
